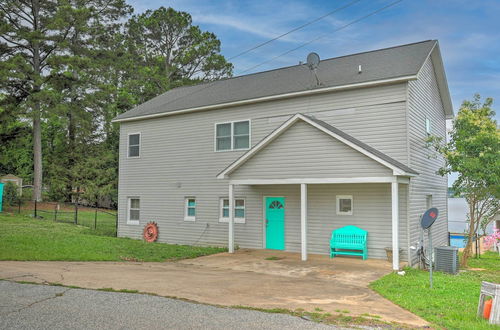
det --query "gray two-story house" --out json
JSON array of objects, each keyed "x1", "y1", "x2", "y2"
[{"x1": 112, "y1": 40, "x2": 453, "y2": 270}]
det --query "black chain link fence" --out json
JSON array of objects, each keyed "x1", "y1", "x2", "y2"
[{"x1": 4, "y1": 200, "x2": 118, "y2": 237}]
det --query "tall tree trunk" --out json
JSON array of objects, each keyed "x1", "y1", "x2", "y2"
[
  {"x1": 32, "y1": 0, "x2": 43, "y2": 202},
  {"x1": 460, "y1": 201, "x2": 476, "y2": 267},
  {"x1": 33, "y1": 106, "x2": 42, "y2": 201},
  {"x1": 67, "y1": 102, "x2": 76, "y2": 202}
]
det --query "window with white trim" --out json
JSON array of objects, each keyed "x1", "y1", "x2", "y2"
[
  {"x1": 219, "y1": 198, "x2": 246, "y2": 223},
  {"x1": 184, "y1": 197, "x2": 196, "y2": 221},
  {"x1": 336, "y1": 195, "x2": 353, "y2": 215},
  {"x1": 127, "y1": 197, "x2": 140, "y2": 224},
  {"x1": 128, "y1": 133, "x2": 141, "y2": 157},
  {"x1": 215, "y1": 120, "x2": 250, "y2": 151}
]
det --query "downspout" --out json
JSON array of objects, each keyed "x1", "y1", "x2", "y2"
[{"x1": 405, "y1": 81, "x2": 413, "y2": 267}]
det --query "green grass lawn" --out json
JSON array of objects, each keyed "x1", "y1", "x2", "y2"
[
  {"x1": 371, "y1": 252, "x2": 500, "y2": 329},
  {"x1": 4, "y1": 203, "x2": 118, "y2": 236},
  {"x1": 0, "y1": 213, "x2": 226, "y2": 261}
]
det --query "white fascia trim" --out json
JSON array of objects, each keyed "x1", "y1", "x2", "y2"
[
  {"x1": 217, "y1": 114, "x2": 417, "y2": 179},
  {"x1": 112, "y1": 76, "x2": 417, "y2": 123},
  {"x1": 229, "y1": 177, "x2": 403, "y2": 185}
]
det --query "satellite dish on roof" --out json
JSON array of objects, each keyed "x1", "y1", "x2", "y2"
[
  {"x1": 306, "y1": 52, "x2": 320, "y2": 69},
  {"x1": 306, "y1": 52, "x2": 321, "y2": 86}
]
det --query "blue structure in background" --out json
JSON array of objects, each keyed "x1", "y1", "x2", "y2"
[
  {"x1": 450, "y1": 234, "x2": 466, "y2": 248},
  {"x1": 0, "y1": 182, "x2": 4, "y2": 212}
]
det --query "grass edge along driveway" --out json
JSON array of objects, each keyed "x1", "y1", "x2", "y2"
[
  {"x1": 370, "y1": 252, "x2": 500, "y2": 330},
  {"x1": 0, "y1": 213, "x2": 226, "y2": 262}
]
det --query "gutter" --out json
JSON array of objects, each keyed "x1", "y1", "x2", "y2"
[{"x1": 112, "y1": 75, "x2": 417, "y2": 123}]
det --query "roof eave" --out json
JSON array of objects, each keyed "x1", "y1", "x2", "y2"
[{"x1": 112, "y1": 75, "x2": 417, "y2": 123}]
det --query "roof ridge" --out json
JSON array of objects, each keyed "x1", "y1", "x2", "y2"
[
  {"x1": 159, "y1": 40, "x2": 436, "y2": 93},
  {"x1": 114, "y1": 39, "x2": 440, "y2": 122}
]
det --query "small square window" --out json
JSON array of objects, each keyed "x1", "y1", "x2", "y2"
[
  {"x1": 185, "y1": 198, "x2": 196, "y2": 221},
  {"x1": 128, "y1": 133, "x2": 141, "y2": 158},
  {"x1": 336, "y1": 195, "x2": 353, "y2": 215},
  {"x1": 127, "y1": 197, "x2": 140, "y2": 224},
  {"x1": 219, "y1": 198, "x2": 245, "y2": 223}
]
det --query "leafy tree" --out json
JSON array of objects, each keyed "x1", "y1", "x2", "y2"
[
  {"x1": 1, "y1": 4, "x2": 232, "y2": 206},
  {"x1": 125, "y1": 6, "x2": 233, "y2": 101},
  {"x1": 44, "y1": 0, "x2": 131, "y2": 201},
  {"x1": 0, "y1": 0, "x2": 131, "y2": 201},
  {"x1": 429, "y1": 94, "x2": 500, "y2": 266},
  {"x1": 0, "y1": 0, "x2": 70, "y2": 201}
]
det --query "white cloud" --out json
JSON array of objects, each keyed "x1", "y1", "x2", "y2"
[{"x1": 192, "y1": 13, "x2": 295, "y2": 41}]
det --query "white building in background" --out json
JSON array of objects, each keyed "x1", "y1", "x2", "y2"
[{"x1": 448, "y1": 197, "x2": 497, "y2": 235}]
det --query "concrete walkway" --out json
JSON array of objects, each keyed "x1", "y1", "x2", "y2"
[{"x1": 0, "y1": 249, "x2": 427, "y2": 328}]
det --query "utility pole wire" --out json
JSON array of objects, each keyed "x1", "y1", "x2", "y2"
[
  {"x1": 238, "y1": 0, "x2": 404, "y2": 74},
  {"x1": 159, "y1": 0, "x2": 405, "y2": 108},
  {"x1": 227, "y1": 0, "x2": 363, "y2": 61}
]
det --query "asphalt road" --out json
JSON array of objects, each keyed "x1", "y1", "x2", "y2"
[{"x1": 0, "y1": 281, "x2": 339, "y2": 330}]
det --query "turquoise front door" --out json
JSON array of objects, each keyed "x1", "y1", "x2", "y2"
[{"x1": 265, "y1": 197, "x2": 285, "y2": 250}]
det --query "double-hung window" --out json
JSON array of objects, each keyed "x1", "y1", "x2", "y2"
[
  {"x1": 215, "y1": 120, "x2": 250, "y2": 151},
  {"x1": 185, "y1": 197, "x2": 196, "y2": 221},
  {"x1": 219, "y1": 198, "x2": 245, "y2": 223},
  {"x1": 127, "y1": 197, "x2": 140, "y2": 225},
  {"x1": 128, "y1": 133, "x2": 141, "y2": 158},
  {"x1": 336, "y1": 195, "x2": 353, "y2": 215}
]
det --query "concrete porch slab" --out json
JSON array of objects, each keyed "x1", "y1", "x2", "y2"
[{"x1": 0, "y1": 250, "x2": 427, "y2": 328}]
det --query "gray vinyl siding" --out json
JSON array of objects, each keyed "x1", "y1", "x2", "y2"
[
  {"x1": 117, "y1": 82, "x2": 410, "y2": 259},
  {"x1": 407, "y1": 57, "x2": 449, "y2": 265},
  {"x1": 231, "y1": 121, "x2": 392, "y2": 180},
  {"x1": 227, "y1": 183, "x2": 407, "y2": 259}
]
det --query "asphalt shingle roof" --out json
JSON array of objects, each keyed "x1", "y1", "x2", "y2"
[{"x1": 114, "y1": 40, "x2": 437, "y2": 121}]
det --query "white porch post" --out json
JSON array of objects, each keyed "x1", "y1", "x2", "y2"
[
  {"x1": 228, "y1": 184, "x2": 234, "y2": 253},
  {"x1": 301, "y1": 183, "x2": 308, "y2": 261},
  {"x1": 391, "y1": 181, "x2": 399, "y2": 270}
]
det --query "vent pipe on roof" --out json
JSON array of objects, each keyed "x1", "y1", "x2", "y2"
[{"x1": 358, "y1": 65, "x2": 362, "y2": 74}]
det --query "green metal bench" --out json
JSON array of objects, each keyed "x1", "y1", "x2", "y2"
[{"x1": 330, "y1": 225, "x2": 368, "y2": 260}]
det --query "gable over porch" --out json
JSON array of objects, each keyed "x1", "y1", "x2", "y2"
[{"x1": 217, "y1": 114, "x2": 418, "y2": 270}]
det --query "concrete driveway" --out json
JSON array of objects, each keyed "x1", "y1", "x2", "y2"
[{"x1": 0, "y1": 249, "x2": 427, "y2": 328}]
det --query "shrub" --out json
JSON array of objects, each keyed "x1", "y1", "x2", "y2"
[{"x1": 3, "y1": 182, "x2": 19, "y2": 206}]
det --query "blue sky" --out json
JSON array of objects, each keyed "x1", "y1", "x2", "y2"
[{"x1": 129, "y1": 0, "x2": 500, "y2": 120}]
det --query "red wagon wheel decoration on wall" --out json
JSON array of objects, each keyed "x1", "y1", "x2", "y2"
[{"x1": 143, "y1": 222, "x2": 159, "y2": 242}]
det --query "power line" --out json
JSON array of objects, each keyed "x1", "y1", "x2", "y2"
[
  {"x1": 159, "y1": 0, "x2": 404, "y2": 109},
  {"x1": 238, "y1": 0, "x2": 404, "y2": 74},
  {"x1": 227, "y1": 0, "x2": 363, "y2": 61}
]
